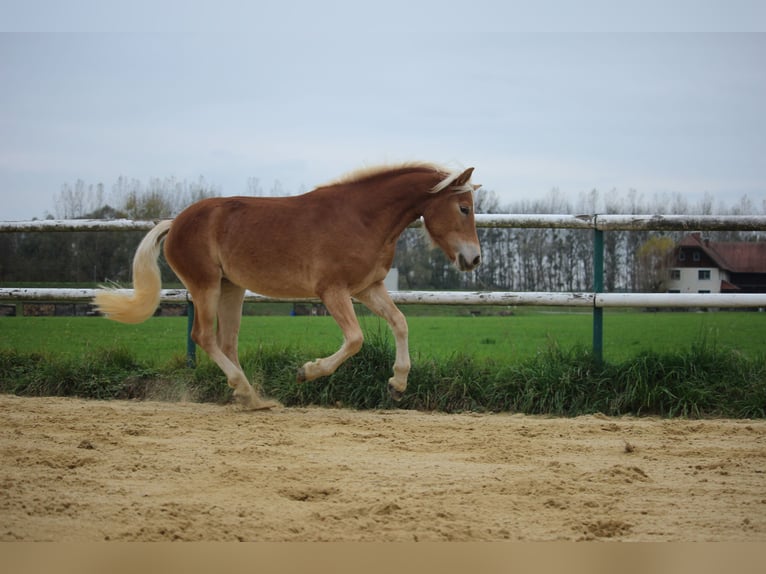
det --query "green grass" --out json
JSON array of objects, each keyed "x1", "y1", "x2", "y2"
[
  {"x1": 2, "y1": 332, "x2": 764, "y2": 418},
  {"x1": 1, "y1": 311, "x2": 764, "y2": 417},
  {"x1": 1, "y1": 311, "x2": 763, "y2": 364}
]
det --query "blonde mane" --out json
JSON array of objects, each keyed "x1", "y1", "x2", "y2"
[{"x1": 321, "y1": 162, "x2": 471, "y2": 194}]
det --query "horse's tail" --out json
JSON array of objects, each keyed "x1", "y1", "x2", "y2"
[{"x1": 93, "y1": 219, "x2": 173, "y2": 324}]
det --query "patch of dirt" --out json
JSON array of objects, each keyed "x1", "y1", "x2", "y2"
[{"x1": 1, "y1": 395, "x2": 765, "y2": 541}]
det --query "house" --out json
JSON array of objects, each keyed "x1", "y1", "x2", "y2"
[{"x1": 666, "y1": 233, "x2": 766, "y2": 294}]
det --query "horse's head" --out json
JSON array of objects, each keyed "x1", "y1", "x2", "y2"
[{"x1": 423, "y1": 167, "x2": 482, "y2": 272}]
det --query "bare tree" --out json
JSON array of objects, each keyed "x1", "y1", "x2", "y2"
[{"x1": 636, "y1": 236, "x2": 676, "y2": 292}]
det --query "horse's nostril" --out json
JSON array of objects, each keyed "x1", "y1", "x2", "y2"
[{"x1": 473, "y1": 255, "x2": 481, "y2": 267}]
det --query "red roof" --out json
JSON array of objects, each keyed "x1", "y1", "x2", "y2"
[{"x1": 679, "y1": 234, "x2": 766, "y2": 273}]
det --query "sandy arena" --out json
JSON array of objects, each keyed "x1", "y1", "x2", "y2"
[{"x1": 1, "y1": 394, "x2": 765, "y2": 541}]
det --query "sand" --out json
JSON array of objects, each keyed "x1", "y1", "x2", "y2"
[{"x1": 1, "y1": 394, "x2": 765, "y2": 541}]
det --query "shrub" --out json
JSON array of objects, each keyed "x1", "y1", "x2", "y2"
[{"x1": 1, "y1": 336, "x2": 764, "y2": 418}]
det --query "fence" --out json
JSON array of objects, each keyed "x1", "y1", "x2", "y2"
[{"x1": 2, "y1": 214, "x2": 766, "y2": 364}]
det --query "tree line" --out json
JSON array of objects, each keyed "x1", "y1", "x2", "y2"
[
  {"x1": 398, "y1": 188, "x2": 764, "y2": 293},
  {"x1": 0, "y1": 177, "x2": 220, "y2": 284},
  {"x1": 1, "y1": 176, "x2": 763, "y2": 292}
]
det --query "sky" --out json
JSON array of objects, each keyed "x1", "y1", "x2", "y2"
[{"x1": 1, "y1": 2, "x2": 765, "y2": 220}]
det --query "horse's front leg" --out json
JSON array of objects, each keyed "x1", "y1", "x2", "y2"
[
  {"x1": 356, "y1": 282, "x2": 411, "y2": 401},
  {"x1": 297, "y1": 290, "x2": 364, "y2": 382}
]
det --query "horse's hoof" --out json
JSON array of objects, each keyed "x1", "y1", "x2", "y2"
[
  {"x1": 387, "y1": 383, "x2": 404, "y2": 402},
  {"x1": 296, "y1": 367, "x2": 306, "y2": 383}
]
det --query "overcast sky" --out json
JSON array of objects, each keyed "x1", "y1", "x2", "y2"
[{"x1": 2, "y1": 3, "x2": 765, "y2": 220}]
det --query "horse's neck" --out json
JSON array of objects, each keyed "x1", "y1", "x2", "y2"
[{"x1": 358, "y1": 178, "x2": 436, "y2": 240}]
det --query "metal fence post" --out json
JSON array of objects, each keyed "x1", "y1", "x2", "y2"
[
  {"x1": 592, "y1": 226, "x2": 604, "y2": 364},
  {"x1": 186, "y1": 299, "x2": 196, "y2": 368}
]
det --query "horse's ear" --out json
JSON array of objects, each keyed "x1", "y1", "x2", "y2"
[{"x1": 453, "y1": 167, "x2": 474, "y2": 188}]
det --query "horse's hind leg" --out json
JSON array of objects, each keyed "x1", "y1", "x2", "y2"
[
  {"x1": 297, "y1": 289, "x2": 364, "y2": 382},
  {"x1": 217, "y1": 280, "x2": 246, "y2": 369},
  {"x1": 191, "y1": 285, "x2": 278, "y2": 410},
  {"x1": 356, "y1": 281, "x2": 411, "y2": 401}
]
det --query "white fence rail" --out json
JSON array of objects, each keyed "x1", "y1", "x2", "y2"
[
  {"x1": 2, "y1": 287, "x2": 765, "y2": 309},
  {"x1": 2, "y1": 213, "x2": 765, "y2": 232}
]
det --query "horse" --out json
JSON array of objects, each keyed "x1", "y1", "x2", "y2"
[{"x1": 94, "y1": 162, "x2": 482, "y2": 409}]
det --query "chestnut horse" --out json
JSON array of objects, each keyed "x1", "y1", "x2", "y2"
[{"x1": 94, "y1": 163, "x2": 481, "y2": 409}]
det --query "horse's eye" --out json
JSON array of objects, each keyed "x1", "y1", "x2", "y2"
[{"x1": 459, "y1": 205, "x2": 471, "y2": 215}]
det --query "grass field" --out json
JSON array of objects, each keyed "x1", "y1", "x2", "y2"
[
  {"x1": 2, "y1": 310, "x2": 765, "y2": 417},
  {"x1": 1, "y1": 310, "x2": 763, "y2": 364}
]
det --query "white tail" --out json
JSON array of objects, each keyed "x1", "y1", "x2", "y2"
[{"x1": 93, "y1": 220, "x2": 173, "y2": 324}]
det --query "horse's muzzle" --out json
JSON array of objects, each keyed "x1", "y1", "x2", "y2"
[{"x1": 457, "y1": 251, "x2": 482, "y2": 272}]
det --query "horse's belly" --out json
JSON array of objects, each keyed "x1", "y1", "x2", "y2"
[{"x1": 224, "y1": 269, "x2": 317, "y2": 299}]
